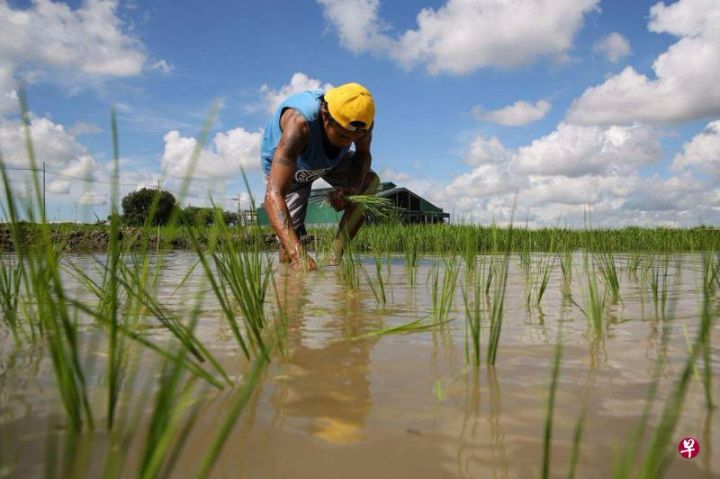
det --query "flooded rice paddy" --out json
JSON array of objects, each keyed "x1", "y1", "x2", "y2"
[{"x1": 1, "y1": 251, "x2": 719, "y2": 478}]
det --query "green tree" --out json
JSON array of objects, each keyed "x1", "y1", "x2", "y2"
[{"x1": 121, "y1": 188, "x2": 177, "y2": 226}]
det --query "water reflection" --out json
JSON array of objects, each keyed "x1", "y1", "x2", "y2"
[{"x1": 271, "y1": 268, "x2": 381, "y2": 445}]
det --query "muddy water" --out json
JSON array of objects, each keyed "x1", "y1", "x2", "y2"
[{"x1": 1, "y1": 252, "x2": 719, "y2": 478}]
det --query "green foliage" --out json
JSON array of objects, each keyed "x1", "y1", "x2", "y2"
[
  {"x1": 177, "y1": 206, "x2": 242, "y2": 227},
  {"x1": 121, "y1": 188, "x2": 177, "y2": 226}
]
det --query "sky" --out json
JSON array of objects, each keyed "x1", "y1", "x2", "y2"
[{"x1": 0, "y1": 0, "x2": 718, "y2": 226}]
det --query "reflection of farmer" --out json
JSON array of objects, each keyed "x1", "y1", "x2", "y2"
[
  {"x1": 271, "y1": 274, "x2": 379, "y2": 444},
  {"x1": 261, "y1": 83, "x2": 380, "y2": 271}
]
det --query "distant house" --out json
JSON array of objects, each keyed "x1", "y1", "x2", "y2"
[{"x1": 256, "y1": 182, "x2": 449, "y2": 226}]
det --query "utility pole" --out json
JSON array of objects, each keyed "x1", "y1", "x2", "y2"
[{"x1": 232, "y1": 194, "x2": 242, "y2": 226}]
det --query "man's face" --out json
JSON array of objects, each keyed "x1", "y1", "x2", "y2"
[{"x1": 321, "y1": 109, "x2": 368, "y2": 149}]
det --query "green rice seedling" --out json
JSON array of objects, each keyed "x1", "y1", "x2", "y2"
[
  {"x1": 194, "y1": 351, "x2": 269, "y2": 479},
  {"x1": 485, "y1": 200, "x2": 515, "y2": 366},
  {"x1": 612, "y1": 261, "x2": 709, "y2": 479},
  {"x1": 431, "y1": 257, "x2": 460, "y2": 323},
  {"x1": 584, "y1": 266, "x2": 606, "y2": 335},
  {"x1": 106, "y1": 110, "x2": 123, "y2": 429},
  {"x1": 541, "y1": 337, "x2": 562, "y2": 479},
  {"x1": 700, "y1": 252, "x2": 715, "y2": 410},
  {"x1": 525, "y1": 253, "x2": 556, "y2": 308},
  {"x1": 0, "y1": 87, "x2": 95, "y2": 430},
  {"x1": 138, "y1": 351, "x2": 199, "y2": 479},
  {"x1": 346, "y1": 194, "x2": 393, "y2": 220},
  {"x1": 461, "y1": 269, "x2": 482, "y2": 367},
  {"x1": 486, "y1": 256, "x2": 512, "y2": 365},
  {"x1": 480, "y1": 256, "x2": 494, "y2": 295},
  {"x1": 403, "y1": 234, "x2": 419, "y2": 287},
  {"x1": 648, "y1": 254, "x2": 670, "y2": 319},
  {"x1": 627, "y1": 251, "x2": 643, "y2": 278},
  {"x1": 361, "y1": 253, "x2": 386, "y2": 304},
  {"x1": 339, "y1": 241, "x2": 361, "y2": 290},
  {"x1": 570, "y1": 255, "x2": 606, "y2": 336},
  {"x1": 596, "y1": 252, "x2": 621, "y2": 302},
  {"x1": 560, "y1": 250, "x2": 573, "y2": 298},
  {"x1": 566, "y1": 406, "x2": 587, "y2": 479},
  {"x1": 349, "y1": 315, "x2": 443, "y2": 340},
  {"x1": 462, "y1": 228, "x2": 478, "y2": 276},
  {"x1": 0, "y1": 256, "x2": 23, "y2": 342},
  {"x1": 633, "y1": 277, "x2": 714, "y2": 478},
  {"x1": 210, "y1": 207, "x2": 273, "y2": 355},
  {"x1": 320, "y1": 194, "x2": 392, "y2": 221},
  {"x1": 188, "y1": 226, "x2": 253, "y2": 360}
]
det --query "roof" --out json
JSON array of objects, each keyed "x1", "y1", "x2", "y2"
[{"x1": 377, "y1": 187, "x2": 446, "y2": 214}]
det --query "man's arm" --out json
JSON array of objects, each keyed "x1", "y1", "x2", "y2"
[
  {"x1": 264, "y1": 109, "x2": 315, "y2": 269},
  {"x1": 350, "y1": 127, "x2": 373, "y2": 194}
]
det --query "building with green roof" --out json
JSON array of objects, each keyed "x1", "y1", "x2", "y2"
[{"x1": 257, "y1": 182, "x2": 449, "y2": 227}]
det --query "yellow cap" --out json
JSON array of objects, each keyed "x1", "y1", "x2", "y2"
[{"x1": 324, "y1": 83, "x2": 375, "y2": 131}]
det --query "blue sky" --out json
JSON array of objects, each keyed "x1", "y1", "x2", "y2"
[{"x1": 0, "y1": 0, "x2": 718, "y2": 226}]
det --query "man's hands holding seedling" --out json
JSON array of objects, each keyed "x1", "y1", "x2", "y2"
[{"x1": 326, "y1": 187, "x2": 356, "y2": 211}]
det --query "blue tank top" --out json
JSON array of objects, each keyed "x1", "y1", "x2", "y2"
[{"x1": 260, "y1": 90, "x2": 351, "y2": 183}]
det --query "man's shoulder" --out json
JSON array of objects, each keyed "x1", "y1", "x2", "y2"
[{"x1": 280, "y1": 90, "x2": 323, "y2": 117}]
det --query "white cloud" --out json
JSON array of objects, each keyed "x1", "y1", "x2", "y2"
[
  {"x1": 464, "y1": 135, "x2": 513, "y2": 165},
  {"x1": 0, "y1": 117, "x2": 94, "y2": 169},
  {"x1": 472, "y1": 100, "x2": 551, "y2": 126},
  {"x1": 377, "y1": 167, "x2": 436, "y2": 198},
  {"x1": 0, "y1": 117, "x2": 101, "y2": 199},
  {"x1": 317, "y1": 0, "x2": 599, "y2": 74},
  {"x1": 445, "y1": 162, "x2": 521, "y2": 199},
  {"x1": 568, "y1": 0, "x2": 720, "y2": 124},
  {"x1": 260, "y1": 73, "x2": 334, "y2": 114},
  {"x1": 647, "y1": 0, "x2": 719, "y2": 37},
  {"x1": 514, "y1": 123, "x2": 661, "y2": 177},
  {"x1": 622, "y1": 173, "x2": 708, "y2": 212},
  {"x1": 150, "y1": 59, "x2": 174, "y2": 74},
  {"x1": 0, "y1": 64, "x2": 18, "y2": 115},
  {"x1": 593, "y1": 32, "x2": 631, "y2": 63},
  {"x1": 0, "y1": 0, "x2": 147, "y2": 119},
  {"x1": 316, "y1": 0, "x2": 393, "y2": 54},
  {"x1": 672, "y1": 120, "x2": 720, "y2": 178},
  {"x1": 78, "y1": 190, "x2": 107, "y2": 205},
  {"x1": 0, "y1": 0, "x2": 146, "y2": 77},
  {"x1": 48, "y1": 155, "x2": 96, "y2": 194},
  {"x1": 161, "y1": 127, "x2": 262, "y2": 181},
  {"x1": 434, "y1": 120, "x2": 719, "y2": 226},
  {"x1": 69, "y1": 121, "x2": 102, "y2": 136}
]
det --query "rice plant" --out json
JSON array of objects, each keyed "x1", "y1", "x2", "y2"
[
  {"x1": 541, "y1": 338, "x2": 562, "y2": 479},
  {"x1": 350, "y1": 315, "x2": 441, "y2": 340},
  {"x1": 560, "y1": 250, "x2": 573, "y2": 298},
  {"x1": 431, "y1": 257, "x2": 460, "y2": 323},
  {"x1": 486, "y1": 257, "x2": 511, "y2": 365},
  {"x1": 462, "y1": 268, "x2": 482, "y2": 367},
  {"x1": 596, "y1": 252, "x2": 621, "y2": 302},
  {"x1": 0, "y1": 256, "x2": 23, "y2": 342},
  {"x1": 346, "y1": 194, "x2": 393, "y2": 219},
  {"x1": 570, "y1": 255, "x2": 607, "y2": 336},
  {"x1": 403, "y1": 234, "x2": 419, "y2": 287},
  {"x1": 361, "y1": 253, "x2": 386, "y2": 304},
  {"x1": 339, "y1": 242, "x2": 361, "y2": 290},
  {"x1": 525, "y1": 253, "x2": 556, "y2": 308},
  {"x1": 647, "y1": 254, "x2": 671, "y2": 320}
]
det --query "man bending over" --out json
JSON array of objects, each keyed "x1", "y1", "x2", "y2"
[{"x1": 261, "y1": 82, "x2": 379, "y2": 271}]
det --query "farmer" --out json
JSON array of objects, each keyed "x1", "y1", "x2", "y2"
[{"x1": 261, "y1": 82, "x2": 379, "y2": 271}]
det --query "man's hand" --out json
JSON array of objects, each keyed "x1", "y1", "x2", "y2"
[
  {"x1": 326, "y1": 187, "x2": 354, "y2": 211},
  {"x1": 290, "y1": 254, "x2": 317, "y2": 271}
]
